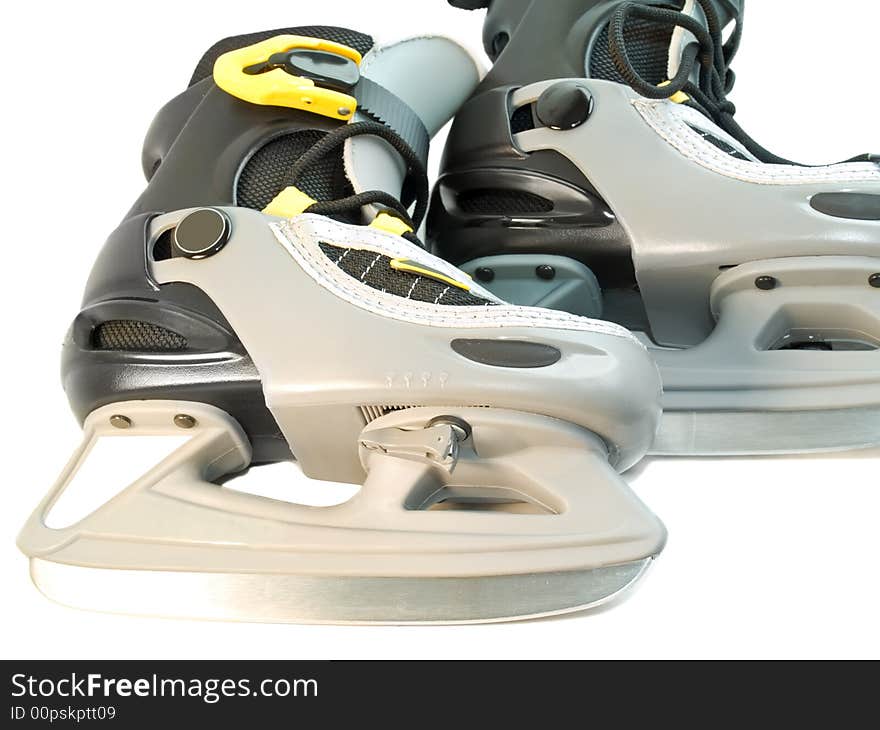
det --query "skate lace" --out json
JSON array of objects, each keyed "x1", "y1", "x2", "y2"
[
  {"x1": 608, "y1": 0, "x2": 797, "y2": 165},
  {"x1": 286, "y1": 120, "x2": 429, "y2": 242}
]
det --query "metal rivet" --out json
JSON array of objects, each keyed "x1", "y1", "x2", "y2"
[
  {"x1": 174, "y1": 414, "x2": 197, "y2": 429},
  {"x1": 755, "y1": 276, "x2": 777, "y2": 291},
  {"x1": 338, "y1": 107, "x2": 352, "y2": 117},
  {"x1": 110, "y1": 415, "x2": 132, "y2": 429},
  {"x1": 870, "y1": 273, "x2": 880, "y2": 288},
  {"x1": 475, "y1": 267, "x2": 495, "y2": 283},
  {"x1": 536, "y1": 265, "x2": 556, "y2": 281}
]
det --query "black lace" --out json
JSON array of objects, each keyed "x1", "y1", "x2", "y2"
[
  {"x1": 609, "y1": 1, "x2": 797, "y2": 165},
  {"x1": 285, "y1": 120, "x2": 429, "y2": 233}
]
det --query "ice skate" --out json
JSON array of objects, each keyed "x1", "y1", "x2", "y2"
[
  {"x1": 18, "y1": 27, "x2": 666, "y2": 624},
  {"x1": 431, "y1": 0, "x2": 880, "y2": 455}
]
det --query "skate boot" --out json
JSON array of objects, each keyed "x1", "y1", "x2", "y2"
[
  {"x1": 18, "y1": 27, "x2": 666, "y2": 624},
  {"x1": 431, "y1": 1, "x2": 880, "y2": 456}
]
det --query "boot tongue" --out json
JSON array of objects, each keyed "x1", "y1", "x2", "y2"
[
  {"x1": 346, "y1": 36, "x2": 481, "y2": 221},
  {"x1": 666, "y1": 0, "x2": 742, "y2": 89},
  {"x1": 666, "y1": 0, "x2": 704, "y2": 81}
]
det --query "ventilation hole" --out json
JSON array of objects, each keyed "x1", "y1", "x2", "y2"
[
  {"x1": 769, "y1": 330, "x2": 879, "y2": 352},
  {"x1": 152, "y1": 229, "x2": 174, "y2": 262},
  {"x1": 457, "y1": 189, "x2": 554, "y2": 215},
  {"x1": 92, "y1": 321, "x2": 188, "y2": 352},
  {"x1": 777, "y1": 340, "x2": 834, "y2": 352},
  {"x1": 758, "y1": 304, "x2": 880, "y2": 352},
  {"x1": 360, "y1": 405, "x2": 490, "y2": 424},
  {"x1": 408, "y1": 486, "x2": 556, "y2": 515},
  {"x1": 510, "y1": 104, "x2": 536, "y2": 134},
  {"x1": 360, "y1": 405, "x2": 413, "y2": 423}
]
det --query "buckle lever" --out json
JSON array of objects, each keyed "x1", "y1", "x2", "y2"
[
  {"x1": 245, "y1": 49, "x2": 360, "y2": 94},
  {"x1": 359, "y1": 419, "x2": 471, "y2": 474},
  {"x1": 213, "y1": 35, "x2": 363, "y2": 120}
]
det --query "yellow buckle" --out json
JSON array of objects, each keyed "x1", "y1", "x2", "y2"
[
  {"x1": 213, "y1": 35, "x2": 362, "y2": 120},
  {"x1": 390, "y1": 259, "x2": 472, "y2": 292}
]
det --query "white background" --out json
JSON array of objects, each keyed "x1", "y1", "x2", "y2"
[{"x1": 1, "y1": 0, "x2": 878, "y2": 660}]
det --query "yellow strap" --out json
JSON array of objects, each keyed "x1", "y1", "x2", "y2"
[
  {"x1": 369, "y1": 212, "x2": 414, "y2": 237},
  {"x1": 657, "y1": 80, "x2": 690, "y2": 104},
  {"x1": 213, "y1": 35, "x2": 362, "y2": 120},
  {"x1": 262, "y1": 186, "x2": 316, "y2": 218},
  {"x1": 390, "y1": 259, "x2": 471, "y2": 292}
]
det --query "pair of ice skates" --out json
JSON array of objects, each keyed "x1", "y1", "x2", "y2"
[{"x1": 19, "y1": 1, "x2": 880, "y2": 623}]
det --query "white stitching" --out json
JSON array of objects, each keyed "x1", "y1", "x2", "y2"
[
  {"x1": 286, "y1": 217, "x2": 636, "y2": 336},
  {"x1": 360, "y1": 253, "x2": 382, "y2": 281},
  {"x1": 634, "y1": 99, "x2": 880, "y2": 185},
  {"x1": 270, "y1": 217, "x2": 640, "y2": 344},
  {"x1": 434, "y1": 286, "x2": 450, "y2": 304},
  {"x1": 300, "y1": 215, "x2": 503, "y2": 301}
]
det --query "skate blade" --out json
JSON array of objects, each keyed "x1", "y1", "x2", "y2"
[
  {"x1": 653, "y1": 406, "x2": 880, "y2": 456},
  {"x1": 30, "y1": 558, "x2": 651, "y2": 625}
]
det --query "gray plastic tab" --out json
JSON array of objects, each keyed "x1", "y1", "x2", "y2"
[
  {"x1": 459, "y1": 254, "x2": 604, "y2": 318},
  {"x1": 810, "y1": 192, "x2": 880, "y2": 221},
  {"x1": 451, "y1": 339, "x2": 562, "y2": 368}
]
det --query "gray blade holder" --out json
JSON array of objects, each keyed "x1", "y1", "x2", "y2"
[
  {"x1": 18, "y1": 206, "x2": 667, "y2": 624},
  {"x1": 19, "y1": 403, "x2": 664, "y2": 624}
]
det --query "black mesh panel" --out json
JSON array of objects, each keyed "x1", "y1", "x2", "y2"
[
  {"x1": 510, "y1": 104, "x2": 537, "y2": 133},
  {"x1": 457, "y1": 189, "x2": 554, "y2": 215},
  {"x1": 236, "y1": 131, "x2": 354, "y2": 211},
  {"x1": 589, "y1": 17, "x2": 674, "y2": 85},
  {"x1": 152, "y1": 229, "x2": 173, "y2": 261},
  {"x1": 319, "y1": 243, "x2": 494, "y2": 307},
  {"x1": 93, "y1": 321, "x2": 188, "y2": 352}
]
